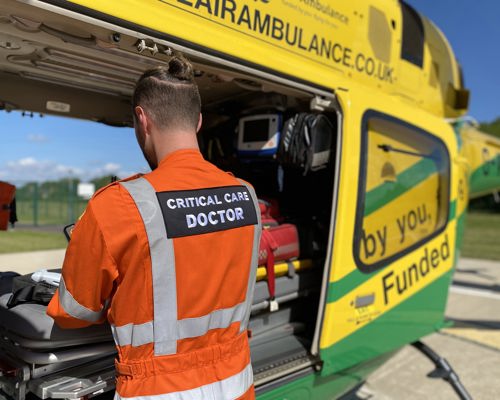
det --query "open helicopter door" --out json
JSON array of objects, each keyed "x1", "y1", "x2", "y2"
[{"x1": 314, "y1": 87, "x2": 460, "y2": 378}]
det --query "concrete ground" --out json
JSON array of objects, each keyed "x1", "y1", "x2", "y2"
[
  {"x1": 354, "y1": 258, "x2": 500, "y2": 400},
  {"x1": 0, "y1": 249, "x2": 65, "y2": 275}
]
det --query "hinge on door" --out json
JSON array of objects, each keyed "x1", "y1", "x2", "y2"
[{"x1": 310, "y1": 96, "x2": 335, "y2": 112}]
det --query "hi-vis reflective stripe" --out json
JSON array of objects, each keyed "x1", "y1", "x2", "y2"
[
  {"x1": 59, "y1": 276, "x2": 107, "y2": 322},
  {"x1": 114, "y1": 362, "x2": 253, "y2": 400},
  {"x1": 111, "y1": 321, "x2": 153, "y2": 347},
  {"x1": 237, "y1": 179, "x2": 261, "y2": 333},
  {"x1": 119, "y1": 178, "x2": 261, "y2": 353},
  {"x1": 121, "y1": 178, "x2": 177, "y2": 356},
  {"x1": 111, "y1": 301, "x2": 247, "y2": 347}
]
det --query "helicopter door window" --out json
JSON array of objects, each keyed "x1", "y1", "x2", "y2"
[
  {"x1": 354, "y1": 110, "x2": 450, "y2": 273},
  {"x1": 400, "y1": 1, "x2": 425, "y2": 68}
]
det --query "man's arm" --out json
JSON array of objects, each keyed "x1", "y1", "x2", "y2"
[{"x1": 47, "y1": 202, "x2": 118, "y2": 329}]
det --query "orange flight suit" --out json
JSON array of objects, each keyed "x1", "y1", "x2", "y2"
[{"x1": 47, "y1": 149, "x2": 262, "y2": 400}]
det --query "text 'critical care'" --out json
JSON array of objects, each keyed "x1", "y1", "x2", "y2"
[{"x1": 157, "y1": 186, "x2": 258, "y2": 238}]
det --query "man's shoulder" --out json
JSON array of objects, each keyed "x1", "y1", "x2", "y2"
[
  {"x1": 89, "y1": 174, "x2": 143, "y2": 208},
  {"x1": 223, "y1": 173, "x2": 254, "y2": 191},
  {"x1": 92, "y1": 174, "x2": 142, "y2": 197},
  {"x1": 203, "y1": 161, "x2": 252, "y2": 188}
]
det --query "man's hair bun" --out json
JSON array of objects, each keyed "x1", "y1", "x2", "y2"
[
  {"x1": 168, "y1": 56, "x2": 194, "y2": 82},
  {"x1": 132, "y1": 53, "x2": 201, "y2": 131}
]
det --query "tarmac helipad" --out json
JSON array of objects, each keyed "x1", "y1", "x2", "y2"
[{"x1": 354, "y1": 257, "x2": 500, "y2": 400}]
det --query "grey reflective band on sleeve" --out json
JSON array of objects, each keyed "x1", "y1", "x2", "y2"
[
  {"x1": 59, "y1": 276, "x2": 107, "y2": 323},
  {"x1": 120, "y1": 178, "x2": 178, "y2": 356},
  {"x1": 114, "y1": 362, "x2": 253, "y2": 400},
  {"x1": 237, "y1": 180, "x2": 262, "y2": 333}
]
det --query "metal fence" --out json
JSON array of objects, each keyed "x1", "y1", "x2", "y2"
[{"x1": 14, "y1": 180, "x2": 88, "y2": 227}]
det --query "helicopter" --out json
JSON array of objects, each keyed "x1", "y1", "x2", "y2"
[{"x1": 0, "y1": 1, "x2": 499, "y2": 399}]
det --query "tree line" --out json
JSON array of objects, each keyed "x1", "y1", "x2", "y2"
[{"x1": 480, "y1": 118, "x2": 500, "y2": 137}]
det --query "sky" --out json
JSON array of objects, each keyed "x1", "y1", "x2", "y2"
[
  {"x1": 409, "y1": 1, "x2": 500, "y2": 122},
  {"x1": 0, "y1": 1, "x2": 499, "y2": 184},
  {"x1": 0, "y1": 113, "x2": 148, "y2": 185}
]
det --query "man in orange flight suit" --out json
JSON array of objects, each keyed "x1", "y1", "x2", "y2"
[{"x1": 47, "y1": 55, "x2": 261, "y2": 400}]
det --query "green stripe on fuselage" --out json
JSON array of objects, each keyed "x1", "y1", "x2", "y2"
[
  {"x1": 321, "y1": 269, "x2": 454, "y2": 375},
  {"x1": 449, "y1": 200, "x2": 457, "y2": 220},
  {"x1": 329, "y1": 160, "x2": 451, "y2": 305},
  {"x1": 327, "y1": 268, "x2": 376, "y2": 303},
  {"x1": 469, "y1": 160, "x2": 500, "y2": 198},
  {"x1": 364, "y1": 158, "x2": 436, "y2": 217},
  {"x1": 329, "y1": 199, "x2": 457, "y2": 304}
]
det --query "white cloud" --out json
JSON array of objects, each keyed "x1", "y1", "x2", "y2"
[
  {"x1": 8, "y1": 157, "x2": 37, "y2": 167},
  {"x1": 4, "y1": 158, "x2": 81, "y2": 183},
  {"x1": 1, "y1": 157, "x2": 135, "y2": 184},
  {"x1": 27, "y1": 134, "x2": 49, "y2": 143},
  {"x1": 103, "y1": 162, "x2": 121, "y2": 174},
  {"x1": 85, "y1": 162, "x2": 122, "y2": 179}
]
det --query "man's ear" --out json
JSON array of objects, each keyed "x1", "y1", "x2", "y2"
[
  {"x1": 196, "y1": 113, "x2": 203, "y2": 133},
  {"x1": 135, "y1": 106, "x2": 150, "y2": 136}
]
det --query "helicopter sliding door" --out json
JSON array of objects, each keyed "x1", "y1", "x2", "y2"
[{"x1": 317, "y1": 88, "x2": 460, "y2": 375}]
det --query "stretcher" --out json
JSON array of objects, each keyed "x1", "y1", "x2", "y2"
[{"x1": 0, "y1": 260, "x2": 317, "y2": 400}]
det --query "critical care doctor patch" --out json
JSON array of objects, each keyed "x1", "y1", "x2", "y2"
[{"x1": 157, "y1": 185, "x2": 258, "y2": 238}]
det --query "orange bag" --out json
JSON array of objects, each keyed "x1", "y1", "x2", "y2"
[{"x1": 0, "y1": 182, "x2": 16, "y2": 231}]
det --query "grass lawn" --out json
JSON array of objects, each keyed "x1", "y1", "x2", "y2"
[
  {"x1": 0, "y1": 230, "x2": 67, "y2": 254},
  {"x1": 461, "y1": 212, "x2": 500, "y2": 261},
  {"x1": 16, "y1": 200, "x2": 87, "y2": 226},
  {"x1": 0, "y1": 211, "x2": 498, "y2": 258}
]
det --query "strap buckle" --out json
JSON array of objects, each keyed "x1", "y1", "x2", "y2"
[{"x1": 115, "y1": 360, "x2": 143, "y2": 378}]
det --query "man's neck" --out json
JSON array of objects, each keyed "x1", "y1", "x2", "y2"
[{"x1": 153, "y1": 129, "x2": 200, "y2": 165}]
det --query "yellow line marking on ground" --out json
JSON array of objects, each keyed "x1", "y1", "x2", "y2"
[{"x1": 443, "y1": 327, "x2": 500, "y2": 351}]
